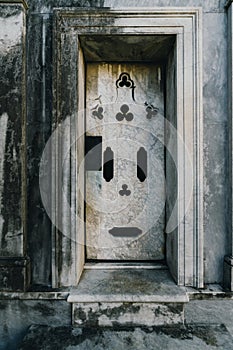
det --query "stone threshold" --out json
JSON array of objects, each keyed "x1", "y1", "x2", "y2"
[
  {"x1": 84, "y1": 261, "x2": 168, "y2": 270},
  {"x1": 67, "y1": 269, "x2": 188, "y2": 326},
  {"x1": 67, "y1": 269, "x2": 189, "y2": 304},
  {"x1": 0, "y1": 278, "x2": 232, "y2": 301},
  {"x1": 68, "y1": 294, "x2": 188, "y2": 303}
]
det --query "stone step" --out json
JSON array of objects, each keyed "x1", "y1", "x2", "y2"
[{"x1": 68, "y1": 269, "x2": 189, "y2": 327}]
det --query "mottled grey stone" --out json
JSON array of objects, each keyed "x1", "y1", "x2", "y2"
[
  {"x1": 69, "y1": 270, "x2": 187, "y2": 326},
  {"x1": 19, "y1": 324, "x2": 233, "y2": 350},
  {"x1": 0, "y1": 300, "x2": 71, "y2": 350},
  {"x1": 0, "y1": 0, "x2": 230, "y2": 293},
  {"x1": 72, "y1": 302, "x2": 185, "y2": 327},
  {"x1": 185, "y1": 299, "x2": 233, "y2": 327},
  {"x1": 0, "y1": 6, "x2": 25, "y2": 257},
  {"x1": 0, "y1": 295, "x2": 232, "y2": 349},
  {"x1": 203, "y1": 13, "x2": 228, "y2": 124},
  {"x1": 202, "y1": 12, "x2": 228, "y2": 283},
  {"x1": 68, "y1": 269, "x2": 188, "y2": 302},
  {"x1": 0, "y1": 1, "x2": 29, "y2": 292},
  {"x1": 203, "y1": 123, "x2": 228, "y2": 283}
]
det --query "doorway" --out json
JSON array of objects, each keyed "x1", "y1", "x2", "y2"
[
  {"x1": 85, "y1": 63, "x2": 165, "y2": 261},
  {"x1": 51, "y1": 9, "x2": 203, "y2": 288}
]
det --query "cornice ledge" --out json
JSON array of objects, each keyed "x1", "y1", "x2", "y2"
[{"x1": 53, "y1": 6, "x2": 202, "y2": 17}]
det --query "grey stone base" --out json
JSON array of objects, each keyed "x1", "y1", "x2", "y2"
[
  {"x1": 0, "y1": 257, "x2": 30, "y2": 291},
  {"x1": 72, "y1": 302, "x2": 185, "y2": 327},
  {"x1": 223, "y1": 256, "x2": 233, "y2": 291},
  {"x1": 68, "y1": 269, "x2": 188, "y2": 327},
  {"x1": 19, "y1": 324, "x2": 233, "y2": 350}
]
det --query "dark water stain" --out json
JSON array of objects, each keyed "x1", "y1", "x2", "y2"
[
  {"x1": 32, "y1": 302, "x2": 56, "y2": 316},
  {"x1": 20, "y1": 325, "x2": 102, "y2": 350},
  {"x1": 74, "y1": 303, "x2": 141, "y2": 327}
]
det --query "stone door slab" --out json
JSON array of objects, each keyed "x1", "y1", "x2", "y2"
[{"x1": 85, "y1": 63, "x2": 165, "y2": 260}]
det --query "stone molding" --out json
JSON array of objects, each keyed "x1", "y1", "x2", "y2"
[
  {"x1": 52, "y1": 7, "x2": 204, "y2": 288},
  {"x1": 224, "y1": 2, "x2": 233, "y2": 291}
]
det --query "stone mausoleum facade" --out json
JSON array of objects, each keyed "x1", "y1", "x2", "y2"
[{"x1": 0, "y1": 0, "x2": 233, "y2": 348}]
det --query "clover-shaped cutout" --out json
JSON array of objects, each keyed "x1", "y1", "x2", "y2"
[
  {"x1": 146, "y1": 106, "x2": 158, "y2": 119},
  {"x1": 119, "y1": 184, "x2": 131, "y2": 196},
  {"x1": 145, "y1": 102, "x2": 159, "y2": 120},
  {"x1": 116, "y1": 104, "x2": 134, "y2": 122},
  {"x1": 92, "y1": 106, "x2": 104, "y2": 120},
  {"x1": 116, "y1": 72, "x2": 134, "y2": 89}
]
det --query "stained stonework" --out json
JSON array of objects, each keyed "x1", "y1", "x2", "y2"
[
  {"x1": 72, "y1": 302, "x2": 185, "y2": 327},
  {"x1": 0, "y1": 1, "x2": 233, "y2": 348},
  {"x1": 0, "y1": 3, "x2": 25, "y2": 257},
  {"x1": 0, "y1": 0, "x2": 223, "y2": 289},
  {"x1": 26, "y1": 10, "x2": 52, "y2": 286},
  {"x1": 0, "y1": 0, "x2": 230, "y2": 288},
  {"x1": 0, "y1": 257, "x2": 30, "y2": 291},
  {"x1": 18, "y1": 324, "x2": 233, "y2": 350},
  {"x1": 0, "y1": 1, "x2": 28, "y2": 291}
]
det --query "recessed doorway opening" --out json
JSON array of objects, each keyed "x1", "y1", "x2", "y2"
[{"x1": 81, "y1": 35, "x2": 176, "y2": 269}]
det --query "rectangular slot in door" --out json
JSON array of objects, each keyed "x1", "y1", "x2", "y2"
[{"x1": 85, "y1": 136, "x2": 102, "y2": 171}]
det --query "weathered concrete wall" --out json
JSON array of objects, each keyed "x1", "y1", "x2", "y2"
[
  {"x1": 0, "y1": 1, "x2": 231, "y2": 348},
  {"x1": 0, "y1": 1, "x2": 30, "y2": 291},
  {"x1": 25, "y1": 0, "x2": 228, "y2": 285},
  {"x1": 0, "y1": 296, "x2": 233, "y2": 350},
  {"x1": 0, "y1": 3, "x2": 26, "y2": 257},
  {"x1": 0, "y1": 0, "x2": 229, "y2": 285}
]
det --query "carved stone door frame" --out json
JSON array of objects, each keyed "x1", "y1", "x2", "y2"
[{"x1": 51, "y1": 8, "x2": 203, "y2": 288}]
